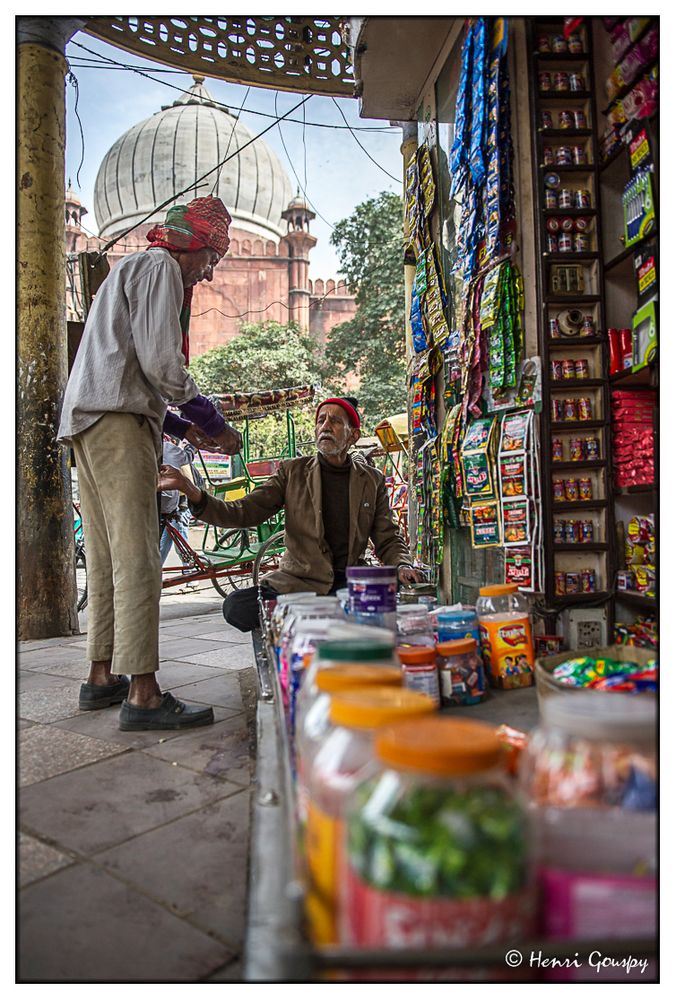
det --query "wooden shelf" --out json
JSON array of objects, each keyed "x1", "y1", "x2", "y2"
[
  {"x1": 554, "y1": 543, "x2": 609, "y2": 552},
  {"x1": 552, "y1": 591, "x2": 611, "y2": 606},
  {"x1": 540, "y1": 129, "x2": 593, "y2": 139},
  {"x1": 613, "y1": 484, "x2": 655, "y2": 495},
  {"x1": 551, "y1": 419, "x2": 605, "y2": 431},
  {"x1": 552, "y1": 500, "x2": 608, "y2": 511},
  {"x1": 539, "y1": 91, "x2": 593, "y2": 101},
  {"x1": 544, "y1": 295, "x2": 600, "y2": 304},
  {"x1": 535, "y1": 52, "x2": 590, "y2": 62},
  {"x1": 547, "y1": 336, "x2": 603, "y2": 347},
  {"x1": 552, "y1": 460, "x2": 606, "y2": 471},
  {"x1": 615, "y1": 589, "x2": 656, "y2": 608},
  {"x1": 604, "y1": 228, "x2": 657, "y2": 271},
  {"x1": 549, "y1": 378, "x2": 605, "y2": 388},
  {"x1": 543, "y1": 208, "x2": 598, "y2": 216},
  {"x1": 544, "y1": 253, "x2": 599, "y2": 263},
  {"x1": 609, "y1": 364, "x2": 657, "y2": 387},
  {"x1": 540, "y1": 163, "x2": 595, "y2": 172}
]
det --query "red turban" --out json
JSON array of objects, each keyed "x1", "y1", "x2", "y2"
[
  {"x1": 315, "y1": 397, "x2": 361, "y2": 431},
  {"x1": 147, "y1": 196, "x2": 232, "y2": 256}
]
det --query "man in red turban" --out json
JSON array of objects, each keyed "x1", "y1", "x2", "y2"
[{"x1": 59, "y1": 196, "x2": 241, "y2": 730}]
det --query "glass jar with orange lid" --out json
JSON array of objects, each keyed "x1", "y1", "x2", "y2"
[
  {"x1": 436, "y1": 637, "x2": 485, "y2": 706},
  {"x1": 305, "y1": 687, "x2": 436, "y2": 943},
  {"x1": 476, "y1": 584, "x2": 534, "y2": 689},
  {"x1": 296, "y1": 663, "x2": 401, "y2": 829},
  {"x1": 341, "y1": 717, "x2": 534, "y2": 951}
]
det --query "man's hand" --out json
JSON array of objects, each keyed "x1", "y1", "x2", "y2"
[
  {"x1": 158, "y1": 464, "x2": 203, "y2": 504},
  {"x1": 183, "y1": 424, "x2": 212, "y2": 449},
  {"x1": 398, "y1": 565, "x2": 426, "y2": 586},
  {"x1": 209, "y1": 422, "x2": 243, "y2": 455}
]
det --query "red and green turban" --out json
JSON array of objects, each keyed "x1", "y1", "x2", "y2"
[{"x1": 147, "y1": 196, "x2": 232, "y2": 256}]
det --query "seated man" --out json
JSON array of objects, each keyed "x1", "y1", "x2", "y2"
[{"x1": 157, "y1": 397, "x2": 423, "y2": 631}]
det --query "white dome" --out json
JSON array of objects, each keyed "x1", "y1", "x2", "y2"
[{"x1": 93, "y1": 77, "x2": 293, "y2": 242}]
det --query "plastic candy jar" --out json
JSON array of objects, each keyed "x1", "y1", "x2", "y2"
[
  {"x1": 437, "y1": 608, "x2": 480, "y2": 645},
  {"x1": 269, "y1": 592, "x2": 317, "y2": 661},
  {"x1": 397, "y1": 645, "x2": 440, "y2": 705},
  {"x1": 436, "y1": 638, "x2": 486, "y2": 706},
  {"x1": 341, "y1": 718, "x2": 534, "y2": 951},
  {"x1": 287, "y1": 619, "x2": 342, "y2": 744},
  {"x1": 520, "y1": 692, "x2": 656, "y2": 964},
  {"x1": 476, "y1": 584, "x2": 534, "y2": 689},
  {"x1": 278, "y1": 597, "x2": 343, "y2": 704},
  {"x1": 396, "y1": 604, "x2": 435, "y2": 647},
  {"x1": 296, "y1": 664, "x2": 401, "y2": 828},
  {"x1": 306, "y1": 687, "x2": 436, "y2": 941},
  {"x1": 347, "y1": 565, "x2": 398, "y2": 629}
]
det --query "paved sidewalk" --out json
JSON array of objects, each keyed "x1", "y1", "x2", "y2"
[{"x1": 18, "y1": 587, "x2": 257, "y2": 983}]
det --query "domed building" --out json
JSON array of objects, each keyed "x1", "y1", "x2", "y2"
[{"x1": 66, "y1": 76, "x2": 356, "y2": 355}]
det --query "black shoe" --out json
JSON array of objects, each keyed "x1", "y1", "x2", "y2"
[
  {"x1": 118, "y1": 691, "x2": 215, "y2": 731},
  {"x1": 79, "y1": 675, "x2": 130, "y2": 711}
]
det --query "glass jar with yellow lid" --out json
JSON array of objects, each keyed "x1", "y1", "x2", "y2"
[
  {"x1": 476, "y1": 584, "x2": 534, "y2": 688},
  {"x1": 341, "y1": 717, "x2": 534, "y2": 950},
  {"x1": 306, "y1": 687, "x2": 436, "y2": 943}
]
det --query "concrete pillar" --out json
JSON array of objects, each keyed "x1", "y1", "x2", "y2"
[{"x1": 18, "y1": 17, "x2": 85, "y2": 637}]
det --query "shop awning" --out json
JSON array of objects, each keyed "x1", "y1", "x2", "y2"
[{"x1": 374, "y1": 413, "x2": 409, "y2": 452}]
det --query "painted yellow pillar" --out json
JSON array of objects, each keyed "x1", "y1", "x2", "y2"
[{"x1": 18, "y1": 26, "x2": 81, "y2": 637}]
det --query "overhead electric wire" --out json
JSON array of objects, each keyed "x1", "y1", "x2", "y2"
[
  {"x1": 273, "y1": 91, "x2": 337, "y2": 231},
  {"x1": 66, "y1": 70, "x2": 86, "y2": 187},
  {"x1": 331, "y1": 97, "x2": 401, "y2": 184},
  {"x1": 68, "y1": 41, "x2": 397, "y2": 131},
  {"x1": 211, "y1": 84, "x2": 250, "y2": 195}
]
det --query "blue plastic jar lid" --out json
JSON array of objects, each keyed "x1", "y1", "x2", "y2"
[{"x1": 437, "y1": 610, "x2": 478, "y2": 623}]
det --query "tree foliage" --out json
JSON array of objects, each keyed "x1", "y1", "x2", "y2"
[
  {"x1": 324, "y1": 191, "x2": 406, "y2": 430},
  {"x1": 189, "y1": 320, "x2": 323, "y2": 458}
]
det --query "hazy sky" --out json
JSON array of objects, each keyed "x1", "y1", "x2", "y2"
[{"x1": 64, "y1": 30, "x2": 404, "y2": 280}]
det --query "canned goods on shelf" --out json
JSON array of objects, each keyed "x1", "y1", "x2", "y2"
[
  {"x1": 585, "y1": 436, "x2": 600, "y2": 459},
  {"x1": 559, "y1": 110, "x2": 574, "y2": 129},
  {"x1": 568, "y1": 34, "x2": 583, "y2": 54},
  {"x1": 580, "y1": 315, "x2": 596, "y2": 336},
  {"x1": 563, "y1": 398, "x2": 578, "y2": 421},
  {"x1": 574, "y1": 216, "x2": 590, "y2": 231},
  {"x1": 546, "y1": 234, "x2": 558, "y2": 253},
  {"x1": 561, "y1": 359, "x2": 576, "y2": 379},
  {"x1": 574, "y1": 358, "x2": 590, "y2": 379},
  {"x1": 569, "y1": 73, "x2": 585, "y2": 92},
  {"x1": 560, "y1": 215, "x2": 574, "y2": 231},
  {"x1": 556, "y1": 145, "x2": 573, "y2": 166},
  {"x1": 578, "y1": 477, "x2": 593, "y2": 500},
  {"x1": 546, "y1": 216, "x2": 560, "y2": 232},
  {"x1": 573, "y1": 110, "x2": 587, "y2": 129},
  {"x1": 569, "y1": 437, "x2": 584, "y2": 461},
  {"x1": 558, "y1": 189, "x2": 574, "y2": 209},
  {"x1": 555, "y1": 571, "x2": 567, "y2": 596},
  {"x1": 572, "y1": 145, "x2": 587, "y2": 164},
  {"x1": 538, "y1": 35, "x2": 551, "y2": 52},
  {"x1": 552, "y1": 35, "x2": 567, "y2": 53},
  {"x1": 553, "y1": 479, "x2": 565, "y2": 502},
  {"x1": 565, "y1": 571, "x2": 581, "y2": 594},
  {"x1": 539, "y1": 72, "x2": 552, "y2": 91},
  {"x1": 549, "y1": 318, "x2": 561, "y2": 338},
  {"x1": 552, "y1": 438, "x2": 564, "y2": 461},
  {"x1": 558, "y1": 233, "x2": 572, "y2": 253},
  {"x1": 545, "y1": 189, "x2": 558, "y2": 209},
  {"x1": 564, "y1": 478, "x2": 579, "y2": 502},
  {"x1": 543, "y1": 145, "x2": 555, "y2": 165},
  {"x1": 577, "y1": 397, "x2": 593, "y2": 420},
  {"x1": 564, "y1": 520, "x2": 578, "y2": 543},
  {"x1": 554, "y1": 72, "x2": 570, "y2": 92},
  {"x1": 581, "y1": 520, "x2": 594, "y2": 543},
  {"x1": 541, "y1": 110, "x2": 554, "y2": 129},
  {"x1": 551, "y1": 399, "x2": 564, "y2": 421},
  {"x1": 574, "y1": 233, "x2": 590, "y2": 253},
  {"x1": 580, "y1": 569, "x2": 596, "y2": 593},
  {"x1": 554, "y1": 520, "x2": 565, "y2": 543},
  {"x1": 575, "y1": 189, "x2": 592, "y2": 209},
  {"x1": 550, "y1": 360, "x2": 563, "y2": 380}
]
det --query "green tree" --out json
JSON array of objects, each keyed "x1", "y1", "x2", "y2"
[
  {"x1": 325, "y1": 191, "x2": 406, "y2": 430},
  {"x1": 189, "y1": 320, "x2": 323, "y2": 458}
]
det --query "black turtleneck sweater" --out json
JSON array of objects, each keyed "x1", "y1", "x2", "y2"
[{"x1": 318, "y1": 453, "x2": 351, "y2": 590}]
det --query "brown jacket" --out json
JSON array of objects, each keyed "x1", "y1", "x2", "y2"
[{"x1": 193, "y1": 454, "x2": 410, "y2": 594}]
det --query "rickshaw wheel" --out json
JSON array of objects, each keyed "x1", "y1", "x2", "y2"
[{"x1": 211, "y1": 565, "x2": 253, "y2": 598}]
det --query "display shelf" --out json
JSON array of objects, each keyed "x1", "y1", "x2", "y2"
[
  {"x1": 540, "y1": 129, "x2": 593, "y2": 138},
  {"x1": 542, "y1": 207, "x2": 598, "y2": 216},
  {"x1": 613, "y1": 483, "x2": 655, "y2": 495},
  {"x1": 552, "y1": 500, "x2": 608, "y2": 512},
  {"x1": 602, "y1": 58, "x2": 659, "y2": 115},
  {"x1": 551, "y1": 460, "x2": 606, "y2": 471},
  {"x1": 539, "y1": 91, "x2": 593, "y2": 101},
  {"x1": 535, "y1": 52, "x2": 590, "y2": 62},
  {"x1": 544, "y1": 295, "x2": 600, "y2": 304},
  {"x1": 615, "y1": 589, "x2": 656, "y2": 608},
  {"x1": 547, "y1": 336, "x2": 603, "y2": 347},
  {"x1": 549, "y1": 378, "x2": 606, "y2": 388},
  {"x1": 544, "y1": 254, "x2": 599, "y2": 263},
  {"x1": 604, "y1": 228, "x2": 657, "y2": 271},
  {"x1": 609, "y1": 364, "x2": 656, "y2": 387},
  {"x1": 540, "y1": 163, "x2": 595, "y2": 173},
  {"x1": 552, "y1": 591, "x2": 611, "y2": 606},
  {"x1": 553, "y1": 543, "x2": 609, "y2": 552},
  {"x1": 551, "y1": 419, "x2": 605, "y2": 431}
]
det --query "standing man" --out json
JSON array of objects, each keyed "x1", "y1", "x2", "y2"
[
  {"x1": 158, "y1": 397, "x2": 424, "y2": 632},
  {"x1": 58, "y1": 196, "x2": 241, "y2": 730}
]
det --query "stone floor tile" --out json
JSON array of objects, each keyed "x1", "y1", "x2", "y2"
[
  {"x1": 28, "y1": 661, "x2": 90, "y2": 680},
  {"x1": 18, "y1": 645, "x2": 89, "y2": 672},
  {"x1": 19, "y1": 725, "x2": 127, "y2": 787},
  {"x1": 159, "y1": 671, "x2": 246, "y2": 710},
  {"x1": 19, "y1": 832, "x2": 76, "y2": 887},
  {"x1": 18, "y1": 635, "x2": 83, "y2": 652},
  {"x1": 159, "y1": 636, "x2": 232, "y2": 660},
  {"x1": 19, "y1": 682, "x2": 87, "y2": 724},
  {"x1": 19, "y1": 862, "x2": 233, "y2": 982},
  {"x1": 142, "y1": 714, "x2": 252, "y2": 787},
  {"x1": 154, "y1": 659, "x2": 225, "y2": 689},
  {"x1": 193, "y1": 628, "x2": 250, "y2": 645},
  {"x1": 204, "y1": 957, "x2": 244, "y2": 981},
  {"x1": 183, "y1": 643, "x2": 256, "y2": 671},
  {"x1": 18, "y1": 670, "x2": 81, "y2": 693},
  {"x1": 54, "y1": 701, "x2": 241, "y2": 749},
  {"x1": 97, "y1": 790, "x2": 251, "y2": 949},
  {"x1": 20, "y1": 750, "x2": 241, "y2": 854},
  {"x1": 18, "y1": 719, "x2": 35, "y2": 731}
]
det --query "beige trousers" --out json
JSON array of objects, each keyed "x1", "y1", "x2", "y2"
[{"x1": 73, "y1": 413, "x2": 161, "y2": 675}]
